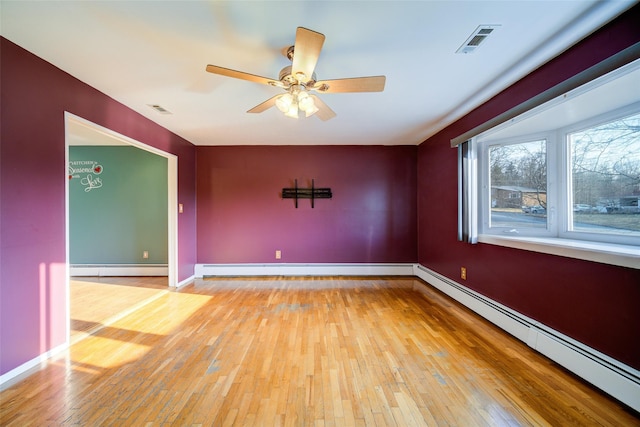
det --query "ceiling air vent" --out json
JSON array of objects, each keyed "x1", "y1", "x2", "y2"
[
  {"x1": 148, "y1": 104, "x2": 172, "y2": 114},
  {"x1": 456, "y1": 25, "x2": 500, "y2": 54}
]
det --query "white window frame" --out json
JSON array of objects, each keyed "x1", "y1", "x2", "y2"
[
  {"x1": 468, "y1": 61, "x2": 640, "y2": 270},
  {"x1": 560, "y1": 103, "x2": 640, "y2": 247},
  {"x1": 478, "y1": 133, "x2": 556, "y2": 239}
]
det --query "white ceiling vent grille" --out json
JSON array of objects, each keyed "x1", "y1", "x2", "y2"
[
  {"x1": 456, "y1": 25, "x2": 500, "y2": 54},
  {"x1": 148, "y1": 104, "x2": 172, "y2": 114}
]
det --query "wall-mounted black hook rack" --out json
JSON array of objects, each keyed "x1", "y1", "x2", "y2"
[{"x1": 282, "y1": 179, "x2": 332, "y2": 208}]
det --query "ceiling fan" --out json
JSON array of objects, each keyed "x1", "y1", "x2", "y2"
[{"x1": 205, "y1": 27, "x2": 386, "y2": 120}]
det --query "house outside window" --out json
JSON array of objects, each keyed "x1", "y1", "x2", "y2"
[
  {"x1": 460, "y1": 58, "x2": 640, "y2": 267},
  {"x1": 483, "y1": 139, "x2": 550, "y2": 232}
]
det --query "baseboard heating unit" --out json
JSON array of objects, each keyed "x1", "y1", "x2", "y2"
[
  {"x1": 7, "y1": 261, "x2": 634, "y2": 412},
  {"x1": 413, "y1": 264, "x2": 640, "y2": 413},
  {"x1": 195, "y1": 263, "x2": 414, "y2": 277},
  {"x1": 196, "y1": 262, "x2": 640, "y2": 411},
  {"x1": 70, "y1": 264, "x2": 168, "y2": 277}
]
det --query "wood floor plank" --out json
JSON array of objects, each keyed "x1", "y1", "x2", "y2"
[{"x1": 1, "y1": 276, "x2": 638, "y2": 426}]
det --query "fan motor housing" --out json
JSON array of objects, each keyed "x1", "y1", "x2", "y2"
[{"x1": 279, "y1": 65, "x2": 316, "y2": 87}]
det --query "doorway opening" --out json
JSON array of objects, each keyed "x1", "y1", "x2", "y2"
[{"x1": 65, "y1": 113, "x2": 178, "y2": 341}]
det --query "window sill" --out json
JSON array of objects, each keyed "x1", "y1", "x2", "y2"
[{"x1": 478, "y1": 235, "x2": 639, "y2": 269}]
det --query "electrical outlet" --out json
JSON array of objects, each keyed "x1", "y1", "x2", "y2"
[
  {"x1": 461, "y1": 267, "x2": 467, "y2": 280},
  {"x1": 143, "y1": 251, "x2": 149, "y2": 259},
  {"x1": 275, "y1": 250, "x2": 282, "y2": 260}
]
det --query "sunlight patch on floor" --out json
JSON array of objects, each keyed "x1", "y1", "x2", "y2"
[
  {"x1": 71, "y1": 336, "x2": 151, "y2": 369},
  {"x1": 71, "y1": 280, "x2": 167, "y2": 324},
  {"x1": 69, "y1": 292, "x2": 212, "y2": 369}
]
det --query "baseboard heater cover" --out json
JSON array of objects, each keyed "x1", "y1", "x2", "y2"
[
  {"x1": 70, "y1": 264, "x2": 168, "y2": 276},
  {"x1": 413, "y1": 264, "x2": 640, "y2": 412},
  {"x1": 5, "y1": 262, "x2": 638, "y2": 411},
  {"x1": 195, "y1": 263, "x2": 415, "y2": 278}
]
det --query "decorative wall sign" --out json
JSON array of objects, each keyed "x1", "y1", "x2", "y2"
[
  {"x1": 69, "y1": 160, "x2": 103, "y2": 192},
  {"x1": 282, "y1": 179, "x2": 332, "y2": 208}
]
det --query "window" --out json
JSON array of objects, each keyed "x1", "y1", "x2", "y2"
[
  {"x1": 461, "y1": 58, "x2": 640, "y2": 268},
  {"x1": 478, "y1": 105, "x2": 640, "y2": 247},
  {"x1": 486, "y1": 139, "x2": 548, "y2": 231},
  {"x1": 568, "y1": 111, "x2": 640, "y2": 238}
]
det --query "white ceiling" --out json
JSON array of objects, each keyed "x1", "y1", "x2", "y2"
[
  {"x1": 478, "y1": 60, "x2": 640, "y2": 141},
  {"x1": 1, "y1": 1, "x2": 635, "y2": 147}
]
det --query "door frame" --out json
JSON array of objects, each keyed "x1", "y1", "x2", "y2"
[{"x1": 64, "y1": 112, "x2": 179, "y2": 289}]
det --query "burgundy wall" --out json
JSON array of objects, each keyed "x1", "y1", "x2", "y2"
[
  {"x1": 2, "y1": 3, "x2": 638, "y2": 382},
  {"x1": 0, "y1": 38, "x2": 197, "y2": 375},
  {"x1": 197, "y1": 146, "x2": 417, "y2": 264},
  {"x1": 417, "y1": 5, "x2": 640, "y2": 370}
]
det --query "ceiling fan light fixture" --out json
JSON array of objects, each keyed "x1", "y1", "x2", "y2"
[
  {"x1": 304, "y1": 103, "x2": 319, "y2": 117},
  {"x1": 284, "y1": 103, "x2": 299, "y2": 119},
  {"x1": 298, "y1": 92, "x2": 315, "y2": 112},
  {"x1": 207, "y1": 27, "x2": 383, "y2": 121},
  {"x1": 275, "y1": 85, "x2": 317, "y2": 118},
  {"x1": 276, "y1": 93, "x2": 293, "y2": 112}
]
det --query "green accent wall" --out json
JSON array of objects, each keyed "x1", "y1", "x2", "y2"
[{"x1": 69, "y1": 146, "x2": 168, "y2": 264}]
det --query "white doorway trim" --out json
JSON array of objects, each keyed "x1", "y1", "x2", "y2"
[{"x1": 64, "y1": 112, "x2": 179, "y2": 288}]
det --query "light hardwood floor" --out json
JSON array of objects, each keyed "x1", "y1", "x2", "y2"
[
  {"x1": 1, "y1": 276, "x2": 638, "y2": 426},
  {"x1": 69, "y1": 276, "x2": 169, "y2": 344}
]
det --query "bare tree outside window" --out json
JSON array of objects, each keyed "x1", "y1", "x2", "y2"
[
  {"x1": 570, "y1": 112, "x2": 640, "y2": 235},
  {"x1": 475, "y1": 63, "x2": 640, "y2": 250},
  {"x1": 489, "y1": 140, "x2": 547, "y2": 229}
]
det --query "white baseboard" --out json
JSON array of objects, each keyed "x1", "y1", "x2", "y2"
[
  {"x1": 195, "y1": 263, "x2": 415, "y2": 277},
  {"x1": 176, "y1": 274, "x2": 195, "y2": 288},
  {"x1": 413, "y1": 264, "x2": 640, "y2": 412},
  {"x1": 0, "y1": 342, "x2": 68, "y2": 391},
  {"x1": 70, "y1": 264, "x2": 168, "y2": 276},
  {"x1": 5, "y1": 263, "x2": 638, "y2": 412}
]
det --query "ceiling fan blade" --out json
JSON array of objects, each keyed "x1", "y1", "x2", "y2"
[
  {"x1": 206, "y1": 64, "x2": 279, "y2": 86},
  {"x1": 314, "y1": 76, "x2": 386, "y2": 93},
  {"x1": 310, "y1": 95, "x2": 336, "y2": 121},
  {"x1": 291, "y1": 27, "x2": 325, "y2": 82},
  {"x1": 247, "y1": 95, "x2": 279, "y2": 113}
]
